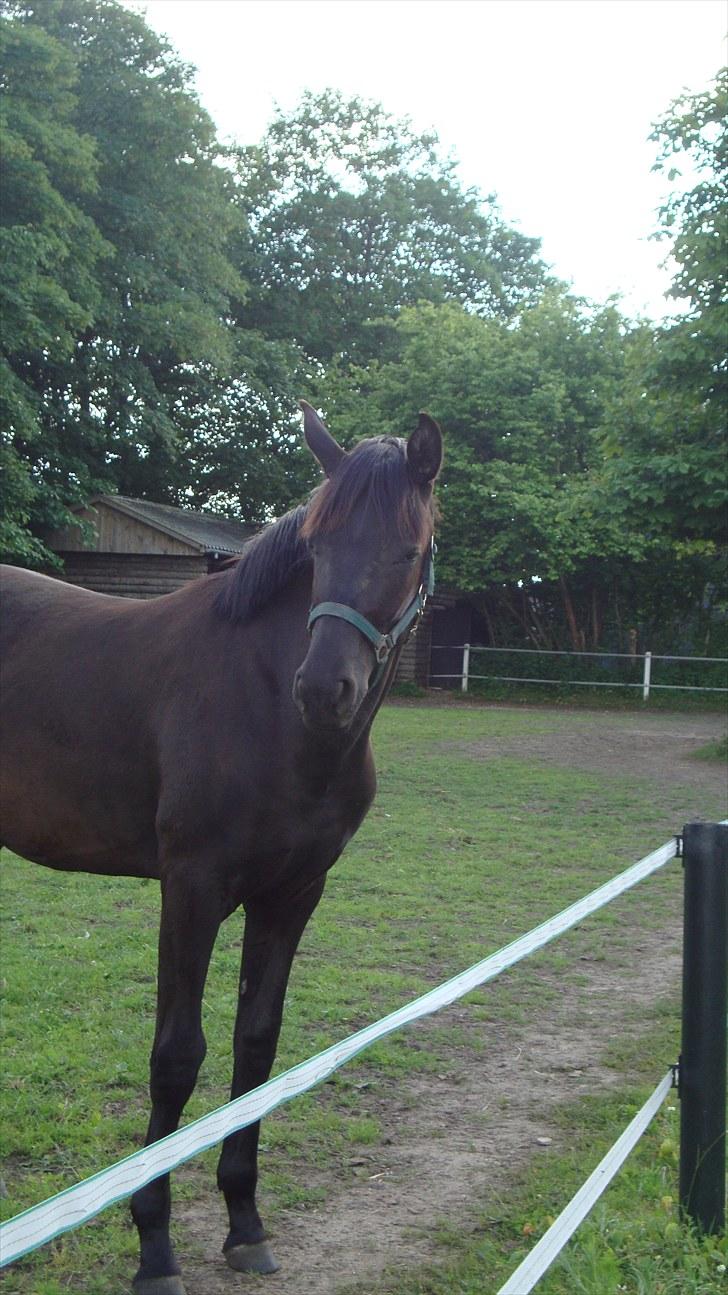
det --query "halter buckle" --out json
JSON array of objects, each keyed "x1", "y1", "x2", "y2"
[{"x1": 375, "y1": 635, "x2": 394, "y2": 663}]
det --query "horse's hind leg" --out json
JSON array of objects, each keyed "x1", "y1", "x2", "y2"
[
  {"x1": 217, "y1": 874, "x2": 326, "y2": 1275},
  {"x1": 130, "y1": 867, "x2": 222, "y2": 1295}
]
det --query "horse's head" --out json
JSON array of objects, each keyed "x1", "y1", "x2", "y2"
[{"x1": 293, "y1": 403, "x2": 442, "y2": 733}]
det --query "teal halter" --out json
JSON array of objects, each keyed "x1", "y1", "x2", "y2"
[{"x1": 307, "y1": 539, "x2": 435, "y2": 685}]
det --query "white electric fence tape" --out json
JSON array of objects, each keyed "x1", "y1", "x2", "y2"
[
  {"x1": 496, "y1": 1069, "x2": 675, "y2": 1295},
  {"x1": 0, "y1": 835, "x2": 678, "y2": 1267}
]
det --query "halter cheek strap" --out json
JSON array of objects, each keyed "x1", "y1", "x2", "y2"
[{"x1": 307, "y1": 540, "x2": 436, "y2": 685}]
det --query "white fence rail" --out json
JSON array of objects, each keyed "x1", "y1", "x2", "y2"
[{"x1": 430, "y1": 644, "x2": 728, "y2": 698}]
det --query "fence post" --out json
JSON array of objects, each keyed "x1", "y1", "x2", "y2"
[
  {"x1": 461, "y1": 642, "x2": 470, "y2": 693},
  {"x1": 642, "y1": 651, "x2": 652, "y2": 700},
  {"x1": 679, "y1": 821, "x2": 728, "y2": 1235}
]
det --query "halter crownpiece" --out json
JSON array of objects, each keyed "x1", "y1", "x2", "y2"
[{"x1": 307, "y1": 538, "x2": 436, "y2": 685}]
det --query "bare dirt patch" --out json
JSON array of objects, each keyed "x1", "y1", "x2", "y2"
[
  {"x1": 438, "y1": 709, "x2": 727, "y2": 817},
  {"x1": 176, "y1": 709, "x2": 725, "y2": 1295}
]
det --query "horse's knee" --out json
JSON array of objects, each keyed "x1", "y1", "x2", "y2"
[
  {"x1": 150, "y1": 1030, "x2": 206, "y2": 1106},
  {"x1": 130, "y1": 1176, "x2": 169, "y2": 1233},
  {"x1": 234, "y1": 1005, "x2": 285, "y2": 1068}
]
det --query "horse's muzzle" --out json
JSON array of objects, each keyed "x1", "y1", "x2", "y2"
[{"x1": 292, "y1": 668, "x2": 359, "y2": 732}]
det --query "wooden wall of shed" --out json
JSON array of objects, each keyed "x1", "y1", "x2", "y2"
[
  {"x1": 55, "y1": 552, "x2": 208, "y2": 599},
  {"x1": 48, "y1": 505, "x2": 199, "y2": 555},
  {"x1": 394, "y1": 606, "x2": 433, "y2": 686}
]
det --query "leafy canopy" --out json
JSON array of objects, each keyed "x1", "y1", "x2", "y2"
[
  {"x1": 235, "y1": 90, "x2": 548, "y2": 363},
  {"x1": 602, "y1": 68, "x2": 727, "y2": 546}
]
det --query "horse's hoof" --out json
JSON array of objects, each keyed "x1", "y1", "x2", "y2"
[
  {"x1": 132, "y1": 1278, "x2": 187, "y2": 1295},
  {"x1": 224, "y1": 1240, "x2": 280, "y2": 1274}
]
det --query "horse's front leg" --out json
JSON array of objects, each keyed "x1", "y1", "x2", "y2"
[
  {"x1": 217, "y1": 874, "x2": 326, "y2": 1275},
  {"x1": 131, "y1": 865, "x2": 223, "y2": 1295}
]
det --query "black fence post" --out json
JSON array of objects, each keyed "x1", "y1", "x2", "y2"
[{"x1": 679, "y1": 820, "x2": 728, "y2": 1235}]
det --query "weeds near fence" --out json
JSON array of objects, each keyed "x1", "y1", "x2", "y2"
[
  {"x1": 691, "y1": 734, "x2": 728, "y2": 762},
  {"x1": 392, "y1": 681, "x2": 727, "y2": 713},
  {"x1": 428, "y1": 643, "x2": 728, "y2": 705}
]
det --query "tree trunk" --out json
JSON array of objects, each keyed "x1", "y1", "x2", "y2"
[{"x1": 559, "y1": 576, "x2": 582, "y2": 653}]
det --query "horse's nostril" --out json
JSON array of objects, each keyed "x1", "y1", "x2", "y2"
[{"x1": 334, "y1": 677, "x2": 354, "y2": 713}]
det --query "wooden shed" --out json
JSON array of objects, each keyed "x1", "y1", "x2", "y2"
[{"x1": 46, "y1": 495, "x2": 257, "y2": 599}]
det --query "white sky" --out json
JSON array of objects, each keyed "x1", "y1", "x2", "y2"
[{"x1": 128, "y1": 0, "x2": 726, "y2": 321}]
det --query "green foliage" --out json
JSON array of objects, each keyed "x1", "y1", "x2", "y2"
[
  {"x1": 1, "y1": 0, "x2": 283, "y2": 558},
  {"x1": 0, "y1": 0, "x2": 723, "y2": 666},
  {"x1": 24, "y1": 0, "x2": 247, "y2": 500},
  {"x1": 0, "y1": 10, "x2": 111, "y2": 558},
  {"x1": 0, "y1": 17, "x2": 106, "y2": 358},
  {"x1": 601, "y1": 69, "x2": 727, "y2": 550},
  {"x1": 652, "y1": 66, "x2": 727, "y2": 314},
  {"x1": 318, "y1": 290, "x2": 655, "y2": 648},
  {"x1": 235, "y1": 89, "x2": 548, "y2": 363},
  {"x1": 167, "y1": 331, "x2": 318, "y2": 523},
  {"x1": 311, "y1": 67, "x2": 728, "y2": 654}
]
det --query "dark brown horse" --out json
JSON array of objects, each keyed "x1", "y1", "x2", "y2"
[{"x1": 0, "y1": 404, "x2": 442, "y2": 1294}]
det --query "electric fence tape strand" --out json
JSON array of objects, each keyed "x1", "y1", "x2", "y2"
[
  {"x1": 0, "y1": 836, "x2": 678, "y2": 1267},
  {"x1": 496, "y1": 1070, "x2": 675, "y2": 1295}
]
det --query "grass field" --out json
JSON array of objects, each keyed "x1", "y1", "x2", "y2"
[{"x1": 1, "y1": 702, "x2": 726, "y2": 1294}]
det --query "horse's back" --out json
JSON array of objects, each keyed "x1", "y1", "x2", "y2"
[
  {"x1": 1, "y1": 564, "x2": 136, "y2": 649},
  {"x1": 1, "y1": 564, "x2": 144, "y2": 706}
]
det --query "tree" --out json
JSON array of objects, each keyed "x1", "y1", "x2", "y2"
[
  {"x1": 1, "y1": 0, "x2": 251, "y2": 560},
  {"x1": 602, "y1": 69, "x2": 727, "y2": 547},
  {"x1": 168, "y1": 332, "x2": 318, "y2": 524},
  {"x1": 0, "y1": 13, "x2": 110, "y2": 558},
  {"x1": 654, "y1": 66, "x2": 727, "y2": 316},
  {"x1": 234, "y1": 90, "x2": 548, "y2": 364}
]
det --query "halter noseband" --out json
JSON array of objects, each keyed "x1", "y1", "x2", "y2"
[{"x1": 307, "y1": 539, "x2": 436, "y2": 686}]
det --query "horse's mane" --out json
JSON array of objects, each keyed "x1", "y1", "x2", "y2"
[
  {"x1": 214, "y1": 506, "x2": 309, "y2": 624},
  {"x1": 215, "y1": 437, "x2": 433, "y2": 626}
]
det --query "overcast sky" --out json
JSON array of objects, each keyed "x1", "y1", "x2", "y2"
[{"x1": 128, "y1": 0, "x2": 725, "y2": 321}]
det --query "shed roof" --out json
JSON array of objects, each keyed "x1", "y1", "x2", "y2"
[{"x1": 88, "y1": 495, "x2": 257, "y2": 555}]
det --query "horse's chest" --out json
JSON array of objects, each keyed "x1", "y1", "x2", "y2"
[
  {"x1": 252, "y1": 782, "x2": 362, "y2": 859},
  {"x1": 230, "y1": 761, "x2": 375, "y2": 899},
  {"x1": 157, "y1": 733, "x2": 375, "y2": 899}
]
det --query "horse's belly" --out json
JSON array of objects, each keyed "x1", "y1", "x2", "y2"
[
  {"x1": 0, "y1": 722, "x2": 160, "y2": 877},
  {"x1": 1, "y1": 774, "x2": 159, "y2": 877}
]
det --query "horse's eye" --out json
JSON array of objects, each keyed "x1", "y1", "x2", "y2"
[{"x1": 400, "y1": 549, "x2": 420, "y2": 565}]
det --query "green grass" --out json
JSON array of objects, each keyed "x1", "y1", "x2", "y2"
[{"x1": 1, "y1": 702, "x2": 725, "y2": 1292}]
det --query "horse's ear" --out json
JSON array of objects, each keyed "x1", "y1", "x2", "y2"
[
  {"x1": 300, "y1": 401, "x2": 345, "y2": 477},
  {"x1": 407, "y1": 412, "x2": 443, "y2": 487}
]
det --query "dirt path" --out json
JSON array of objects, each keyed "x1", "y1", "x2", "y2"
[
  {"x1": 177, "y1": 709, "x2": 726, "y2": 1295},
  {"x1": 438, "y1": 707, "x2": 727, "y2": 812}
]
